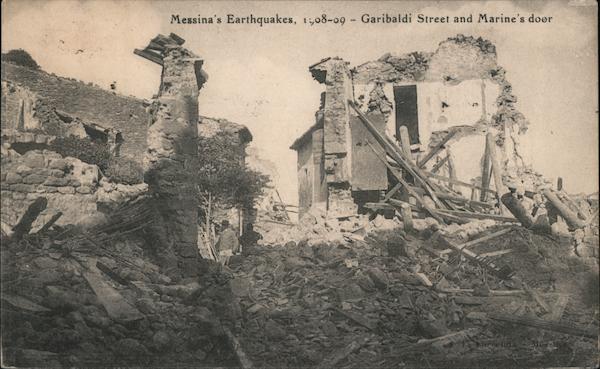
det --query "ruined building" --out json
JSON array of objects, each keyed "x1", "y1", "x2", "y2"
[
  {"x1": 133, "y1": 34, "x2": 208, "y2": 276},
  {"x1": 291, "y1": 35, "x2": 529, "y2": 217}
]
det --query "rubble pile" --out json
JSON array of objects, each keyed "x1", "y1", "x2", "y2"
[
  {"x1": 212, "y1": 222, "x2": 598, "y2": 368},
  {"x1": 0, "y1": 199, "x2": 238, "y2": 368}
]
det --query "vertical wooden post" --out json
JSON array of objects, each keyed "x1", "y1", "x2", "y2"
[
  {"x1": 398, "y1": 125, "x2": 413, "y2": 164},
  {"x1": 480, "y1": 137, "x2": 491, "y2": 202},
  {"x1": 542, "y1": 189, "x2": 586, "y2": 230},
  {"x1": 557, "y1": 177, "x2": 563, "y2": 191},
  {"x1": 486, "y1": 133, "x2": 508, "y2": 213},
  {"x1": 446, "y1": 147, "x2": 456, "y2": 191},
  {"x1": 400, "y1": 203, "x2": 414, "y2": 233}
]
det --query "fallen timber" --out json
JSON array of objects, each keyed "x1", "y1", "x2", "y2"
[{"x1": 349, "y1": 101, "x2": 447, "y2": 212}]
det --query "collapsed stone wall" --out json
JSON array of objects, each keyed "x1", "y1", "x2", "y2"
[
  {"x1": 0, "y1": 146, "x2": 147, "y2": 232},
  {"x1": 352, "y1": 34, "x2": 531, "y2": 186},
  {"x1": 140, "y1": 36, "x2": 206, "y2": 279},
  {"x1": 309, "y1": 58, "x2": 358, "y2": 217},
  {"x1": 1, "y1": 62, "x2": 149, "y2": 162}
]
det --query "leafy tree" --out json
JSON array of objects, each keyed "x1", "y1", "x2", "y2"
[
  {"x1": 1, "y1": 49, "x2": 40, "y2": 69},
  {"x1": 195, "y1": 134, "x2": 270, "y2": 215}
]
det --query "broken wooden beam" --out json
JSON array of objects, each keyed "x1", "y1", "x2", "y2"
[
  {"x1": 479, "y1": 249, "x2": 513, "y2": 258},
  {"x1": 457, "y1": 228, "x2": 514, "y2": 250},
  {"x1": 318, "y1": 336, "x2": 369, "y2": 369},
  {"x1": 431, "y1": 231, "x2": 512, "y2": 278},
  {"x1": 486, "y1": 133, "x2": 508, "y2": 210},
  {"x1": 133, "y1": 48, "x2": 164, "y2": 65},
  {"x1": 501, "y1": 193, "x2": 535, "y2": 228},
  {"x1": 223, "y1": 327, "x2": 253, "y2": 369},
  {"x1": 431, "y1": 155, "x2": 450, "y2": 174},
  {"x1": 383, "y1": 182, "x2": 403, "y2": 202},
  {"x1": 12, "y1": 197, "x2": 48, "y2": 241},
  {"x1": 542, "y1": 189, "x2": 587, "y2": 229},
  {"x1": 418, "y1": 130, "x2": 457, "y2": 168},
  {"x1": 423, "y1": 171, "x2": 497, "y2": 195},
  {"x1": 350, "y1": 101, "x2": 446, "y2": 210},
  {"x1": 433, "y1": 209, "x2": 519, "y2": 223},
  {"x1": 81, "y1": 258, "x2": 144, "y2": 323},
  {"x1": 480, "y1": 137, "x2": 492, "y2": 202},
  {"x1": 435, "y1": 192, "x2": 495, "y2": 209},
  {"x1": 35, "y1": 211, "x2": 62, "y2": 234},
  {"x1": 488, "y1": 312, "x2": 597, "y2": 339},
  {"x1": 400, "y1": 202, "x2": 414, "y2": 232},
  {"x1": 398, "y1": 125, "x2": 413, "y2": 163},
  {"x1": 367, "y1": 141, "x2": 445, "y2": 224}
]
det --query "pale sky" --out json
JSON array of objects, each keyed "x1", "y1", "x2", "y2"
[{"x1": 2, "y1": 0, "x2": 598, "y2": 203}]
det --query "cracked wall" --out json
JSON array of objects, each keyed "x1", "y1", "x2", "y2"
[
  {"x1": 308, "y1": 58, "x2": 357, "y2": 217},
  {"x1": 352, "y1": 34, "x2": 530, "y2": 194},
  {"x1": 140, "y1": 36, "x2": 206, "y2": 279}
]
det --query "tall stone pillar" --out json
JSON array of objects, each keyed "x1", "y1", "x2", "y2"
[
  {"x1": 135, "y1": 34, "x2": 207, "y2": 278},
  {"x1": 309, "y1": 57, "x2": 357, "y2": 217}
]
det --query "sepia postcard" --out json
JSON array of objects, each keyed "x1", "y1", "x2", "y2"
[{"x1": 1, "y1": 1, "x2": 598, "y2": 368}]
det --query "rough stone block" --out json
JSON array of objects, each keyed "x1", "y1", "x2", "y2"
[
  {"x1": 22, "y1": 152, "x2": 45, "y2": 168},
  {"x1": 76, "y1": 186, "x2": 93, "y2": 194},
  {"x1": 49, "y1": 169, "x2": 65, "y2": 178},
  {"x1": 69, "y1": 179, "x2": 82, "y2": 187},
  {"x1": 10, "y1": 184, "x2": 36, "y2": 192},
  {"x1": 48, "y1": 159, "x2": 69, "y2": 170},
  {"x1": 44, "y1": 177, "x2": 69, "y2": 186},
  {"x1": 23, "y1": 174, "x2": 47, "y2": 185},
  {"x1": 15, "y1": 165, "x2": 33, "y2": 175},
  {"x1": 57, "y1": 187, "x2": 76, "y2": 194},
  {"x1": 13, "y1": 192, "x2": 26, "y2": 200},
  {"x1": 40, "y1": 186, "x2": 58, "y2": 193},
  {"x1": 5, "y1": 172, "x2": 22, "y2": 184}
]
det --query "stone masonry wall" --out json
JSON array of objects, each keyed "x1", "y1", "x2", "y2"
[
  {"x1": 1, "y1": 145, "x2": 148, "y2": 232},
  {"x1": 1, "y1": 148, "x2": 99, "y2": 229},
  {"x1": 141, "y1": 38, "x2": 205, "y2": 278},
  {"x1": 1, "y1": 62, "x2": 150, "y2": 162}
]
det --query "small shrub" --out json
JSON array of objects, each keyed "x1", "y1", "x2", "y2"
[
  {"x1": 49, "y1": 136, "x2": 111, "y2": 171},
  {"x1": 1, "y1": 49, "x2": 40, "y2": 69},
  {"x1": 104, "y1": 157, "x2": 144, "y2": 185}
]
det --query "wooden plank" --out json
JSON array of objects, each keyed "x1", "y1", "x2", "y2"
[
  {"x1": 350, "y1": 114, "x2": 389, "y2": 190},
  {"x1": 488, "y1": 312, "x2": 597, "y2": 338},
  {"x1": 400, "y1": 202, "x2": 414, "y2": 232},
  {"x1": 542, "y1": 189, "x2": 586, "y2": 229},
  {"x1": 35, "y1": 212, "x2": 62, "y2": 234},
  {"x1": 435, "y1": 192, "x2": 495, "y2": 209},
  {"x1": 447, "y1": 147, "x2": 456, "y2": 191},
  {"x1": 546, "y1": 294, "x2": 569, "y2": 322},
  {"x1": 458, "y1": 228, "x2": 514, "y2": 250},
  {"x1": 480, "y1": 138, "x2": 492, "y2": 202},
  {"x1": 479, "y1": 249, "x2": 513, "y2": 258},
  {"x1": 318, "y1": 337, "x2": 369, "y2": 369},
  {"x1": 431, "y1": 155, "x2": 449, "y2": 174},
  {"x1": 437, "y1": 288, "x2": 525, "y2": 296},
  {"x1": 364, "y1": 202, "x2": 397, "y2": 211},
  {"x1": 434, "y1": 209, "x2": 519, "y2": 223},
  {"x1": 424, "y1": 171, "x2": 497, "y2": 194},
  {"x1": 349, "y1": 101, "x2": 446, "y2": 210},
  {"x1": 133, "y1": 48, "x2": 163, "y2": 65},
  {"x1": 82, "y1": 258, "x2": 144, "y2": 323},
  {"x1": 12, "y1": 197, "x2": 47, "y2": 241},
  {"x1": 398, "y1": 125, "x2": 413, "y2": 163},
  {"x1": 383, "y1": 182, "x2": 403, "y2": 202},
  {"x1": 486, "y1": 133, "x2": 507, "y2": 210},
  {"x1": 223, "y1": 327, "x2": 253, "y2": 369},
  {"x1": 418, "y1": 130, "x2": 457, "y2": 168},
  {"x1": 432, "y1": 231, "x2": 511, "y2": 277},
  {"x1": 367, "y1": 141, "x2": 445, "y2": 223},
  {"x1": 2, "y1": 294, "x2": 51, "y2": 313}
]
